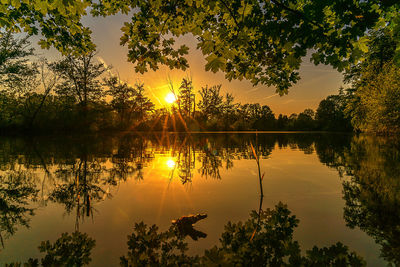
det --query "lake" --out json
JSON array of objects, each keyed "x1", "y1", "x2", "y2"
[{"x1": 0, "y1": 132, "x2": 398, "y2": 266}]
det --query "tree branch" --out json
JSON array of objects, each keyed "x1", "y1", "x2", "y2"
[{"x1": 270, "y1": 0, "x2": 324, "y2": 30}]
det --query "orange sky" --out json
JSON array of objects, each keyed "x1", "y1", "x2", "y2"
[{"x1": 35, "y1": 13, "x2": 345, "y2": 115}]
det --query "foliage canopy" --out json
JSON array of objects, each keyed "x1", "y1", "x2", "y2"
[
  {"x1": 2, "y1": 1, "x2": 400, "y2": 93},
  {"x1": 94, "y1": 0, "x2": 400, "y2": 94}
]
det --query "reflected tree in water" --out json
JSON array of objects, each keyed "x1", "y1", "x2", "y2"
[
  {"x1": 49, "y1": 152, "x2": 110, "y2": 230},
  {"x1": 197, "y1": 139, "x2": 222, "y2": 180},
  {"x1": 3, "y1": 205, "x2": 366, "y2": 266},
  {"x1": 175, "y1": 141, "x2": 196, "y2": 184},
  {"x1": 0, "y1": 171, "x2": 38, "y2": 249},
  {"x1": 315, "y1": 134, "x2": 353, "y2": 177},
  {"x1": 314, "y1": 134, "x2": 400, "y2": 265},
  {"x1": 120, "y1": 221, "x2": 200, "y2": 266},
  {"x1": 6, "y1": 231, "x2": 95, "y2": 267},
  {"x1": 0, "y1": 133, "x2": 326, "y2": 198},
  {"x1": 121, "y1": 203, "x2": 365, "y2": 267},
  {"x1": 109, "y1": 135, "x2": 154, "y2": 183},
  {"x1": 340, "y1": 136, "x2": 400, "y2": 265},
  {"x1": 38, "y1": 231, "x2": 95, "y2": 267}
]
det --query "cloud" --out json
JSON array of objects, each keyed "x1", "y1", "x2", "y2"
[
  {"x1": 247, "y1": 86, "x2": 262, "y2": 93},
  {"x1": 283, "y1": 99, "x2": 295, "y2": 104},
  {"x1": 263, "y1": 93, "x2": 279, "y2": 100},
  {"x1": 97, "y1": 56, "x2": 113, "y2": 75},
  {"x1": 97, "y1": 56, "x2": 108, "y2": 68}
]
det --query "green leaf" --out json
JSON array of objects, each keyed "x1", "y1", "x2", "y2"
[
  {"x1": 205, "y1": 54, "x2": 226, "y2": 73},
  {"x1": 355, "y1": 36, "x2": 370, "y2": 53}
]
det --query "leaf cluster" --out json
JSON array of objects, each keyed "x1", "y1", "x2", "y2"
[
  {"x1": 94, "y1": 0, "x2": 400, "y2": 94},
  {"x1": 1, "y1": 0, "x2": 95, "y2": 55}
]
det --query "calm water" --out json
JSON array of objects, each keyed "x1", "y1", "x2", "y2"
[{"x1": 0, "y1": 133, "x2": 399, "y2": 266}]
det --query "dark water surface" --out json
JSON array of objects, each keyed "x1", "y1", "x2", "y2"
[{"x1": 0, "y1": 132, "x2": 399, "y2": 266}]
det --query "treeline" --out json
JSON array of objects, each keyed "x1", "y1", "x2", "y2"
[
  {"x1": 1, "y1": 30, "x2": 399, "y2": 134},
  {"x1": 0, "y1": 33, "x2": 352, "y2": 134},
  {"x1": 154, "y1": 82, "x2": 352, "y2": 132}
]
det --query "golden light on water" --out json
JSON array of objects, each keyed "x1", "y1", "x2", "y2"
[
  {"x1": 166, "y1": 158, "x2": 176, "y2": 169},
  {"x1": 165, "y1": 92, "x2": 176, "y2": 104}
]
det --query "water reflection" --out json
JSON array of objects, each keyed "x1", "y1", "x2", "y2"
[
  {"x1": 0, "y1": 171, "x2": 38, "y2": 248},
  {"x1": 48, "y1": 153, "x2": 110, "y2": 230},
  {"x1": 329, "y1": 136, "x2": 400, "y2": 265},
  {"x1": 0, "y1": 133, "x2": 399, "y2": 265},
  {"x1": 7, "y1": 204, "x2": 365, "y2": 267},
  {"x1": 172, "y1": 213, "x2": 208, "y2": 241},
  {"x1": 7, "y1": 231, "x2": 95, "y2": 266}
]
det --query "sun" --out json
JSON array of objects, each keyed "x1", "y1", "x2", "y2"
[
  {"x1": 166, "y1": 158, "x2": 176, "y2": 169},
  {"x1": 165, "y1": 92, "x2": 176, "y2": 104}
]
